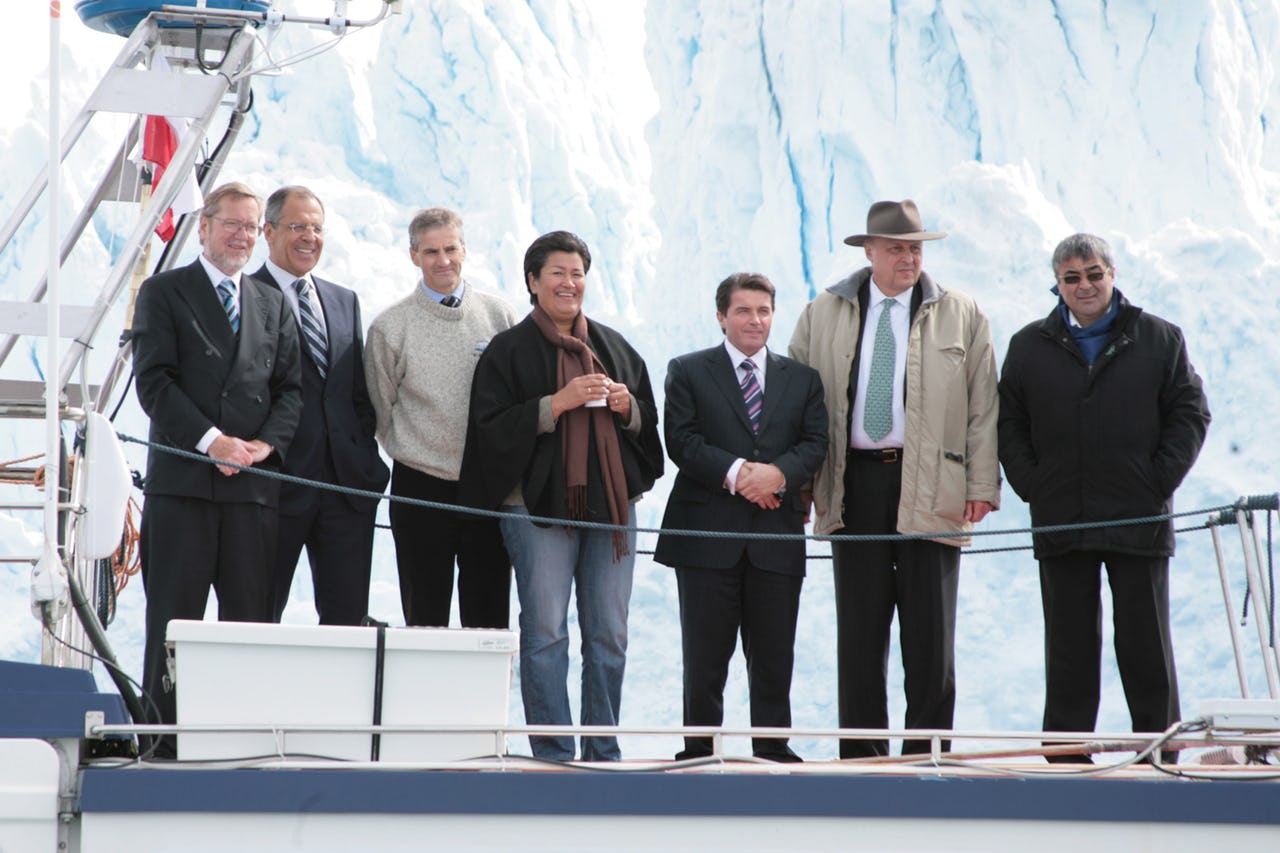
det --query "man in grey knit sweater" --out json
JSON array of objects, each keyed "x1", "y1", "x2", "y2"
[{"x1": 365, "y1": 208, "x2": 520, "y2": 627}]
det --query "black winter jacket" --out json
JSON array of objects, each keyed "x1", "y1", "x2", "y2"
[{"x1": 997, "y1": 292, "x2": 1210, "y2": 558}]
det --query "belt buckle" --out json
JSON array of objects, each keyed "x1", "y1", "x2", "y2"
[{"x1": 881, "y1": 448, "x2": 900, "y2": 463}]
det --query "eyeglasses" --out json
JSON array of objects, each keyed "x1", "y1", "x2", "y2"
[
  {"x1": 279, "y1": 223, "x2": 324, "y2": 236},
  {"x1": 209, "y1": 217, "x2": 259, "y2": 235},
  {"x1": 1057, "y1": 269, "x2": 1109, "y2": 286}
]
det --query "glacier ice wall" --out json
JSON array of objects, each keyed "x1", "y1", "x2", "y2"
[{"x1": 0, "y1": 0, "x2": 1277, "y2": 757}]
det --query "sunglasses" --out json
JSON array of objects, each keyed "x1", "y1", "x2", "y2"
[{"x1": 1058, "y1": 269, "x2": 1108, "y2": 286}]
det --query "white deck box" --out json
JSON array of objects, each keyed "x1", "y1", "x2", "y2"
[{"x1": 167, "y1": 620, "x2": 516, "y2": 762}]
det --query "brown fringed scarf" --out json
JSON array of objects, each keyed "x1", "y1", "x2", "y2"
[{"x1": 531, "y1": 304, "x2": 631, "y2": 558}]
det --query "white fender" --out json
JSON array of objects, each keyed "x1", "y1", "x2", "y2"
[
  {"x1": 79, "y1": 412, "x2": 133, "y2": 561},
  {"x1": 29, "y1": 544, "x2": 68, "y2": 623}
]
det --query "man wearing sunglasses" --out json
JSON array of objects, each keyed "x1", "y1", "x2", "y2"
[{"x1": 998, "y1": 232, "x2": 1210, "y2": 763}]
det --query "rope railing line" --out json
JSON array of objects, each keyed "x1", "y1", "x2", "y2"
[
  {"x1": 116, "y1": 433, "x2": 1261, "y2": 545},
  {"x1": 367, "y1": 525, "x2": 1039, "y2": 556}
]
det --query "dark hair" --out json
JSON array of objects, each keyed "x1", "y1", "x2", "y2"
[
  {"x1": 200, "y1": 181, "x2": 261, "y2": 220},
  {"x1": 264, "y1": 186, "x2": 324, "y2": 225},
  {"x1": 715, "y1": 272, "x2": 776, "y2": 314},
  {"x1": 408, "y1": 208, "x2": 465, "y2": 251},
  {"x1": 1051, "y1": 233, "x2": 1114, "y2": 274},
  {"x1": 523, "y1": 231, "x2": 592, "y2": 304}
]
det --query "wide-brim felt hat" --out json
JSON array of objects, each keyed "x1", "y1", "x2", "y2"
[{"x1": 844, "y1": 199, "x2": 947, "y2": 246}]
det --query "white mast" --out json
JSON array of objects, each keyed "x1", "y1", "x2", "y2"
[{"x1": 32, "y1": 0, "x2": 70, "y2": 652}]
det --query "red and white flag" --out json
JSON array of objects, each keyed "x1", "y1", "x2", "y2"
[{"x1": 139, "y1": 113, "x2": 203, "y2": 242}]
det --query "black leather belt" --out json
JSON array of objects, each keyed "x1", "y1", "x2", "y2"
[{"x1": 848, "y1": 447, "x2": 902, "y2": 463}]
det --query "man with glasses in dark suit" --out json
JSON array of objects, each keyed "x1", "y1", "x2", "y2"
[
  {"x1": 253, "y1": 186, "x2": 389, "y2": 625},
  {"x1": 132, "y1": 181, "x2": 302, "y2": 752}
]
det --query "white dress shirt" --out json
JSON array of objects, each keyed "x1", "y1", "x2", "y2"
[
  {"x1": 196, "y1": 256, "x2": 246, "y2": 454},
  {"x1": 724, "y1": 341, "x2": 767, "y2": 493},
  {"x1": 850, "y1": 282, "x2": 911, "y2": 449},
  {"x1": 420, "y1": 278, "x2": 466, "y2": 305},
  {"x1": 268, "y1": 258, "x2": 328, "y2": 342}
]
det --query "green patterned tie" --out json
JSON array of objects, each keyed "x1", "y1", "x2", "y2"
[{"x1": 863, "y1": 298, "x2": 898, "y2": 440}]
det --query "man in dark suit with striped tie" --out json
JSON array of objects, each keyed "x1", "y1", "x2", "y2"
[
  {"x1": 253, "y1": 186, "x2": 390, "y2": 625},
  {"x1": 654, "y1": 273, "x2": 827, "y2": 762},
  {"x1": 132, "y1": 182, "x2": 302, "y2": 748}
]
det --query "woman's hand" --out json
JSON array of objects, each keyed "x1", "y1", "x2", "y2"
[
  {"x1": 551, "y1": 372, "x2": 611, "y2": 419},
  {"x1": 606, "y1": 381, "x2": 632, "y2": 421}
]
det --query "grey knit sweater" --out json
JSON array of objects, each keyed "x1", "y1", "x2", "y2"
[{"x1": 364, "y1": 283, "x2": 520, "y2": 480}]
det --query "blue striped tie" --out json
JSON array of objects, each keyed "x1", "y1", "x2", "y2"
[
  {"x1": 216, "y1": 278, "x2": 239, "y2": 334},
  {"x1": 740, "y1": 359, "x2": 762, "y2": 434},
  {"x1": 294, "y1": 279, "x2": 328, "y2": 379}
]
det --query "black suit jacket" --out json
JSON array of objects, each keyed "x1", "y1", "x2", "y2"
[
  {"x1": 654, "y1": 345, "x2": 827, "y2": 575},
  {"x1": 132, "y1": 258, "x2": 302, "y2": 507},
  {"x1": 251, "y1": 266, "x2": 389, "y2": 514}
]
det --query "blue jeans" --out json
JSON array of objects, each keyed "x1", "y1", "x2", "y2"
[{"x1": 500, "y1": 506, "x2": 636, "y2": 761}]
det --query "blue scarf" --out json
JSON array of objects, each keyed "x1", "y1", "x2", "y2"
[{"x1": 1056, "y1": 293, "x2": 1118, "y2": 365}]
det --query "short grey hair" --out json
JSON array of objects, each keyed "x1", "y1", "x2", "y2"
[
  {"x1": 409, "y1": 208, "x2": 465, "y2": 250},
  {"x1": 1052, "y1": 233, "x2": 1114, "y2": 274},
  {"x1": 200, "y1": 181, "x2": 261, "y2": 220},
  {"x1": 264, "y1": 186, "x2": 324, "y2": 225}
]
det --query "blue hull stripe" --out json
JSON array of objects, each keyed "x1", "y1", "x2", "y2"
[{"x1": 79, "y1": 770, "x2": 1280, "y2": 825}]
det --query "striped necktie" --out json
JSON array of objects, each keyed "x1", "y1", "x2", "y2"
[
  {"x1": 294, "y1": 278, "x2": 328, "y2": 378},
  {"x1": 216, "y1": 278, "x2": 239, "y2": 334},
  {"x1": 740, "y1": 358, "x2": 762, "y2": 434},
  {"x1": 863, "y1": 297, "x2": 898, "y2": 440}
]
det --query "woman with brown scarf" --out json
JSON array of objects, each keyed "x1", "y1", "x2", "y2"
[{"x1": 460, "y1": 231, "x2": 663, "y2": 762}]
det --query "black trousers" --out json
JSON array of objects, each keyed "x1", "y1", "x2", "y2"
[
  {"x1": 140, "y1": 495, "x2": 276, "y2": 740},
  {"x1": 272, "y1": 476, "x2": 377, "y2": 626},
  {"x1": 388, "y1": 462, "x2": 511, "y2": 628},
  {"x1": 832, "y1": 454, "x2": 959, "y2": 758},
  {"x1": 1040, "y1": 551, "x2": 1179, "y2": 760},
  {"x1": 675, "y1": 557, "x2": 803, "y2": 761}
]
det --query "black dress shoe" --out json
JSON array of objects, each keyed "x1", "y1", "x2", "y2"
[{"x1": 675, "y1": 747, "x2": 714, "y2": 761}]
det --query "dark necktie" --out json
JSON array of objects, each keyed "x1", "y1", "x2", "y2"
[
  {"x1": 740, "y1": 359, "x2": 762, "y2": 434},
  {"x1": 294, "y1": 278, "x2": 328, "y2": 378},
  {"x1": 863, "y1": 298, "x2": 898, "y2": 440},
  {"x1": 216, "y1": 278, "x2": 239, "y2": 334},
  {"x1": 441, "y1": 294, "x2": 461, "y2": 308}
]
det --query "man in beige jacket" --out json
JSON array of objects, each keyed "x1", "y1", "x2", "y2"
[{"x1": 788, "y1": 199, "x2": 1000, "y2": 758}]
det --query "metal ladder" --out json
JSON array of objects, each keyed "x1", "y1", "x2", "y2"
[{"x1": 0, "y1": 9, "x2": 259, "y2": 668}]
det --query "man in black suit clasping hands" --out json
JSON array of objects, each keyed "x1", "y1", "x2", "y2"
[
  {"x1": 132, "y1": 182, "x2": 302, "y2": 742},
  {"x1": 654, "y1": 273, "x2": 827, "y2": 762}
]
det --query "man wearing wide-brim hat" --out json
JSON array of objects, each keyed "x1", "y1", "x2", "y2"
[{"x1": 788, "y1": 199, "x2": 1001, "y2": 758}]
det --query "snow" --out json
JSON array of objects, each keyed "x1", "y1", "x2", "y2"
[{"x1": 1, "y1": 0, "x2": 1278, "y2": 760}]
